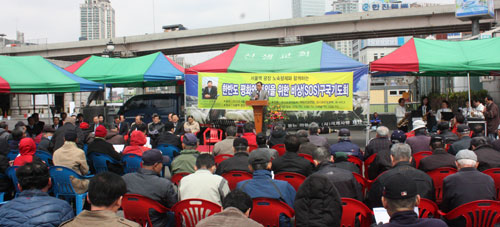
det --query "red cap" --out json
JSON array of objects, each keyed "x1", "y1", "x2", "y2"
[
  {"x1": 79, "y1": 122, "x2": 89, "y2": 130},
  {"x1": 95, "y1": 125, "x2": 107, "y2": 138}
]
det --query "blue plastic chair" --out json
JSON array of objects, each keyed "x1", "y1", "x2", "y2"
[
  {"x1": 156, "y1": 144, "x2": 180, "y2": 164},
  {"x1": 35, "y1": 150, "x2": 53, "y2": 166},
  {"x1": 49, "y1": 166, "x2": 93, "y2": 215},
  {"x1": 7, "y1": 150, "x2": 19, "y2": 161},
  {"x1": 122, "y1": 154, "x2": 142, "y2": 174},
  {"x1": 6, "y1": 166, "x2": 20, "y2": 196},
  {"x1": 87, "y1": 152, "x2": 120, "y2": 174}
]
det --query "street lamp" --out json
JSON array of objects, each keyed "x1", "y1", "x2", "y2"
[{"x1": 103, "y1": 39, "x2": 115, "y2": 58}]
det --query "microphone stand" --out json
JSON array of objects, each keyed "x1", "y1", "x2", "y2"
[{"x1": 205, "y1": 95, "x2": 219, "y2": 154}]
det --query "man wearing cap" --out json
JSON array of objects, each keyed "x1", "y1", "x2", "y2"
[
  {"x1": 405, "y1": 120, "x2": 431, "y2": 154},
  {"x1": 307, "y1": 122, "x2": 329, "y2": 148},
  {"x1": 376, "y1": 174, "x2": 447, "y2": 226},
  {"x1": 442, "y1": 150, "x2": 496, "y2": 225},
  {"x1": 37, "y1": 125, "x2": 55, "y2": 153},
  {"x1": 436, "y1": 121, "x2": 458, "y2": 144},
  {"x1": 154, "y1": 122, "x2": 181, "y2": 149},
  {"x1": 255, "y1": 133, "x2": 279, "y2": 160},
  {"x1": 179, "y1": 154, "x2": 230, "y2": 206},
  {"x1": 213, "y1": 126, "x2": 237, "y2": 156},
  {"x1": 449, "y1": 124, "x2": 472, "y2": 155},
  {"x1": 171, "y1": 133, "x2": 200, "y2": 175},
  {"x1": 328, "y1": 128, "x2": 363, "y2": 160},
  {"x1": 366, "y1": 143, "x2": 434, "y2": 209},
  {"x1": 236, "y1": 149, "x2": 296, "y2": 227},
  {"x1": 122, "y1": 149, "x2": 177, "y2": 227},
  {"x1": 418, "y1": 135, "x2": 456, "y2": 172},
  {"x1": 365, "y1": 126, "x2": 392, "y2": 159},
  {"x1": 311, "y1": 147, "x2": 363, "y2": 200},
  {"x1": 87, "y1": 125, "x2": 123, "y2": 175},
  {"x1": 470, "y1": 137, "x2": 500, "y2": 171},
  {"x1": 216, "y1": 138, "x2": 251, "y2": 175},
  {"x1": 272, "y1": 135, "x2": 313, "y2": 177},
  {"x1": 53, "y1": 128, "x2": 89, "y2": 194},
  {"x1": 51, "y1": 116, "x2": 85, "y2": 151}
]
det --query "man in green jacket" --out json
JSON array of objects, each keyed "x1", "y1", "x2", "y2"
[{"x1": 171, "y1": 133, "x2": 200, "y2": 175}]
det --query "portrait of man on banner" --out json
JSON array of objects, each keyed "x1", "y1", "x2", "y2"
[
  {"x1": 250, "y1": 81, "x2": 269, "y2": 100},
  {"x1": 202, "y1": 77, "x2": 218, "y2": 99}
]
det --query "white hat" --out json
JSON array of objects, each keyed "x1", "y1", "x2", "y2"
[{"x1": 412, "y1": 120, "x2": 426, "y2": 130}]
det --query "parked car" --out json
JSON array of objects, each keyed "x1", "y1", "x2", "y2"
[{"x1": 117, "y1": 94, "x2": 184, "y2": 124}]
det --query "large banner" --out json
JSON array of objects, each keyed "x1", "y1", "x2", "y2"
[{"x1": 198, "y1": 72, "x2": 353, "y2": 111}]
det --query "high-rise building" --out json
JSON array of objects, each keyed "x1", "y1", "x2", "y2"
[
  {"x1": 292, "y1": 0, "x2": 326, "y2": 18},
  {"x1": 80, "y1": 0, "x2": 115, "y2": 40},
  {"x1": 328, "y1": 0, "x2": 359, "y2": 57}
]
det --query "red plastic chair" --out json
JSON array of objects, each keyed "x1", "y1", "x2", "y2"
[
  {"x1": 171, "y1": 172, "x2": 191, "y2": 185},
  {"x1": 271, "y1": 144, "x2": 286, "y2": 156},
  {"x1": 363, "y1": 154, "x2": 377, "y2": 178},
  {"x1": 341, "y1": 198, "x2": 373, "y2": 227},
  {"x1": 483, "y1": 168, "x2": 500, "y2": 200},
  {"x1": 122, "y1": 194, "x2": 170, "y2": 227},
  {"x1": 250, "y1": 198, "x2": 294, "y2": 226},
  {"x1": 443, "y1": 200, "x2": 500, "y2": 227},
  {"x1": 196, "y1": 145, "x2": 211, "y2": 153},
  {"x1": 347, "y1": 155, "x2": 363, "y2": 170},
  {"x1": 413, "y1": 151, "x2": 433, "y2": 169},
  {"x1": 221, "y1": 171, "x2": 253, "y2": 191},
  {"x1": 274, "y1": 172, "x2": 306, "y2": 191},
  {"x1": 172, "y1": 199, "x2": 222, "y2": 227},
  {"x1": 418, "y1": 198, "x2": 440, "y2": 218},
  {"x1": 249, "y1": 144, "x2": 258, "y2": 152},
  {"x1": 298, "y1": 153, "x2": 314, "y2": 165},
  {"x1": 352, "y1": 172, "x2": 372, "y2": 197},
  {"x1": 214, "y1": 154, "x2": 233, "y2": 165},
  {"x1": 426, "y1": 167, "x2": 457, "y2": 204},
  {"x1": 203, "y1": 128, "x2": 223, "y2": 145}
]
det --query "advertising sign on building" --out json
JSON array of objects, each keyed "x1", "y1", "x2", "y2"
[
  {"x1": 360, "y1": 0, "x2": 410, "y2": 12},
  {"x1": 456, "y1": 0, "x2": 495, "y2": 19}
]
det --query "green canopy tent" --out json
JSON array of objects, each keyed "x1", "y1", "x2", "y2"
[
  {"x1": 370, "y1": 37, "x2": 500, "y2": 108},
  {"x1": 0, "y1": 55, "x2": 104, "y2": 120}
]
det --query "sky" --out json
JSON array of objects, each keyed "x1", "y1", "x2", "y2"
[{"x1": 0, "y1": 0, "x2": 455, "y2": 65}]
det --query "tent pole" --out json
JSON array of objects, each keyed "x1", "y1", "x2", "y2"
[
  {"x1": 366, "y1": 73, "x2": 371, "y2": 146},
  {"x1": 47, "y1": 93, "x2": 52, "y2": 125},
  {"x1": 33, "y1": 94, "x2": 36, "y2": 114},
  {"x1": 468, "y1": 72, "x2": 472, "y2": 114},
  {"x1": 184, "y1": 80, "x2": 187, "y2": 122}
]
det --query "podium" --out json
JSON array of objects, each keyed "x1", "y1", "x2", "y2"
[{"x1": 246, "y1": 100, "x2": 268, "y2": 134}]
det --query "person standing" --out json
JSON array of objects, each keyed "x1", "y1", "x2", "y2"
[
  {"x1": 250, "y1": 82, "x2": 269, "y2": 101},
  {"x1": 483, "y1": 96, "x2": 500, "y2": 141},
  {"x1": 395, "y1": 98, "x2": 408, "y2": 132}
]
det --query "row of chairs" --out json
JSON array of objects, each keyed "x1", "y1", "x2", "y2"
[{"x1": 121, "y1": 191, "x2": 500, "y2": 227}]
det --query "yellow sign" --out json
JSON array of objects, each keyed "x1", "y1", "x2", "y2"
[{"x1": 198, "y1": 72, "x2": 353, "y2": 111}]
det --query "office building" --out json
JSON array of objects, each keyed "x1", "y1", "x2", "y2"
[
  {"x1": 80, "y1": 0, "x2": 115, "y2": 40},
  {"x1": 328, "y1": 0, "x2": 359, "y2": 57},
  {"x1": 292, "y1": 0, "x2": 326, "y2": 18}
]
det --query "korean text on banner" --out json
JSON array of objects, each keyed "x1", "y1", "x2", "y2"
[{"x1": 198, "y1": 72, "x2": 353, "y2": 111}]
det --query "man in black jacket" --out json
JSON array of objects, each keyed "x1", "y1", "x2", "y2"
[
  {"x1": 117, "y1": 115, "x2": 129, "y2": 136},
  {"x1": 418, "y1": 135, "x2": 456, "y2": 172},
  {"x1": 148, "y1": 114, "x2": 164, "y2": 146},
  {"x1": 365, "y1": 126, "x2": 391, "y2": 159},
  {"x1": 38, "y1": 126, "x2": 55, "y2": 153},
  {"x1": 449, "y1": 124, "x2": 472, "y2": 155},
  {"x1": 471, "y1": 136, "x2": 500, "y2": 171},
  {"x1": 367, "y1": 130, "x2": 407, "y2": 180},
  {"x1": 0, "y1": 122, "x2": 10, "y2": 156},
  {"x1": 442, "y1": 149, "x2": 496, "y2": 226},
  {"x1": 272, "y1": 135, "x2": 313, "y2": 177},
  {"x1": 294, "y1": 174, "x2": 342, "y2": 227},
  {"x1": 50, "y1": 116, "x2": 84, "y2": 150},
  {"x1": 87, "y1": 125, "x2": 123, "y2": 174},
  {"x1": 366, "y1": 143, "x2": 434, "y2": 209},
  {"x1": 216, "y1": 138, "x2": 251, "y2": 175},
  {"x1": 154, "y1": 122, "x2": 181, "y2": 149},
  {"x1": 311, "y1": 147, "x2": 363, "y2": 200},
  {"x1": 331, "y1": 152, "x2": 360, "y2": 174}
]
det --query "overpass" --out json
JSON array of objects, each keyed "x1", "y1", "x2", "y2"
[{"x1": 1, "y1": 1, "x2": 500, "y2": 61}]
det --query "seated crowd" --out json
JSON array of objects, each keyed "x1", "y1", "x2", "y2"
[{"x1": 0, "y1": 111, "x2": 500, "y2": 227}]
